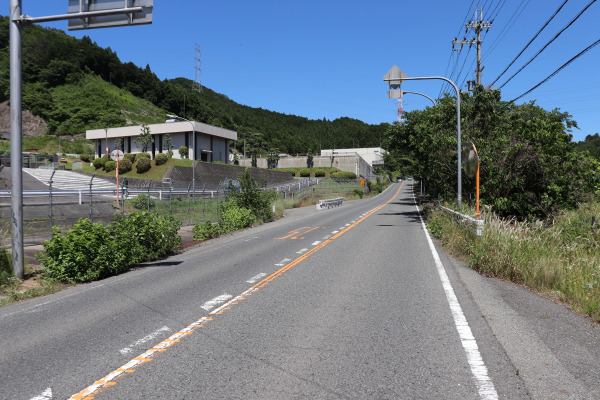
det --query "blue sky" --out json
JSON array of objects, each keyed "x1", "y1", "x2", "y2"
[{"x1": 17, "y1": 0, "x2": 600, "y2": 142}]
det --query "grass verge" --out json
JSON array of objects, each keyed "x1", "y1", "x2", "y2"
[{"x1": 423, "y1": 201, "x2": 600, "y2": 321}]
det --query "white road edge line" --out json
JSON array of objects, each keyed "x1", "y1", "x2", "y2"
[
  {"x1": 201, "y1": 294, "x2": 233, "y2": 311},
  {"x1": 414, "y1": 194, "x2": 498, "y2": 400}
]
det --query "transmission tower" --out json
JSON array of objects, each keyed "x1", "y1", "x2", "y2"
[
  {"x1": 452, "y1": 8, "x2": 492, "y2": 86},
  {"x1": 193, "y1": 43, "x2": 202, "y2": 93}
]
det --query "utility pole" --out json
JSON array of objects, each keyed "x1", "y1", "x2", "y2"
[{"x1": 452, "y1": 8, "x2": 492, "y2": 86}]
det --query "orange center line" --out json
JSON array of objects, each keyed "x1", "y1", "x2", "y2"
[{"x1": 71, "y1": 183, "x2": 404, "y2": 399}]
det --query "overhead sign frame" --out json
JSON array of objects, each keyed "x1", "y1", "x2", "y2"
[{"x1": 68, "y1": 0, "x2": 153, "y2": 30}]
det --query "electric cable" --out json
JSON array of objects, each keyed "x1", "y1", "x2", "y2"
[
  {"x1": 490, "y1": 0, "x2": 569, "y2": 86},
  {"x1": 499, "y1": 0, "x2": 597, "y2": 89},
  {"x1": 511, "y1": 38, "x2": 600, "y2": 102}
]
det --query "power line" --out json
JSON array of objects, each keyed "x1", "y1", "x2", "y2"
[
  {"x1": 490, "y1": 0, "x2": 569, "y2": 87},
  {"x1": 511, "y1": 38, "x2": 600, "y2": 102},
  {"x1": 499, "y1": 0, "x2": 597, "y2": 89}
]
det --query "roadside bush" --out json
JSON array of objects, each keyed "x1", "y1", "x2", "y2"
[
  {"x1": 92, "y1": 157, "x2": 104, "y2": 169},
  {"x1": 80, "y1": 154, "x2": 90, "y2": 163},
  {"x1": 231, "y1": 169, "x2": 277, "y2": 222},
  {"x1": 118, "y1": 158, "x2": 132, "y2": 174},
  {"x1": 136, "y1": 156, "x2": 151, "y2": 173},
  {"x1": 0, "y1": 248, "x2": 12, "y2": 286},
  {"x1": 299, "y1": 168, "x2": 310, "y2": 177},
  {"x1": 38, "y1": 213, "x2": 182, "y2": 284},
  {"x1": 353, "y1": 188, "x2": 364, "y2": 198},
  {"x1": 193, "y1": 220, "x2": 219, "y2": 241},
  {"x1": 37, "y1": 219, "x2": 127, "y2": 283},
  {"x1": 155, "y1": 153, "x2": 168, "y2": 166},
  {"x1": 137, "y1": 152, "x2": 151, "y2": 159},
  {"x1": 124, "y1": 153, "x2": 136, "y2": 163},
  {"x1": 129, "y1": 194, "x2": 155, "y2": 210},
  {"x1": 331, "y1": 171, "x2": 357, "y2": 179},
  {"x1": 110, "y1": 212, "x2": 181, "y2": 263},
  {"x1": 314, "y1": 169, "x2": 326, "y2": 177},
  {"x1": 179, "y1": 146, "x2": 188, "y2": 159},
  {"x1": 104, "y1": 160, "x2": 116, "y2": 172},
  {"x1": 219, "y1": 200, "x2": 254, "y2": 233}
]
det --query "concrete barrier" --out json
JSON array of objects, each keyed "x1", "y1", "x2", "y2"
[{"x1": 440, "y1": 206, "x2": 484, "y2": 236}]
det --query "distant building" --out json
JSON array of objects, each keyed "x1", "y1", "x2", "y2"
[
  {"x1": 320, "y1": 147, "x2": 386, "y2": 167},
  {"x1": 86, "y1": 121, "x2": 237, "y2": 162}
]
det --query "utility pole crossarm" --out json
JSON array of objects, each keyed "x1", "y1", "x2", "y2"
[{"x1": 451, "y1": 8, "x2": 492, "y2": 86}]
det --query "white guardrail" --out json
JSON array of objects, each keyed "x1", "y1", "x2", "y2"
[
  {"x1": 316, "y1": 197, "x2": 343, "y2": 210},
  {"x1": 440, "y1": 206, "x2": 484, "y2": 237}
]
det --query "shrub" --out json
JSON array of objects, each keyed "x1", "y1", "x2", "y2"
[
  {"x1": 136, "y1": 156, "x2": 151, "y2": 173},
  {"x1": 118, "y1": 158, "x2": 132, "y2": 174},
  {"x1": 110, "y1": 212, "x2": 181, "y2": 263},
  {"x1": 37, "y1": 219, "x2": 127, "y2": 283},
  {"x1": 155, "y1": 153, "x2": 168, "y2": 166},
  {"x1": 80, "y1": 154, "x2": 90, "y2": 162},
  {"x1": 230, "y1": 169, "x2": 277, "y2": 222},
  {"x1": 219, "y1": 200, "x2": 254, "y2": 233},
  {"x1": 314, "y1": 169, "x2": 326, "y2": 177},
  {"x1": 299, "y1": 168, "x2": 310, "y2": 177},
  {"x1": 37, "y1": 213, "x2": 182, "y2": 283},
  {"x1": 193, "y1": 220, "x2": 219, "y2": 241},
  {"x1": 0, "y1": 248, "x2": 12, "y2": 286},
  {"x1": 137, "y1": 152, "x2": 151, "y2": 159},
  {"x1": 92, "y1": 157, "x2": 104, "y2": 169},
  {"x1": 353, "y1": 188, "x2": 364, "y2": 198},
  {"x1": 124, "y1": 153, "x2": 136, "y2": 163},
  {"x1": 104, "y1": 160, "x2": 116, "y2": 172},
  {"x1": 331, "y1": 171, "x2": 357, "y2": 179},
  {"x1": 129, "y1": 194, "x2": 155, "y2": 210},
  {"x1": 179, "y1": 146, "x2": 188, "y2": 159}
]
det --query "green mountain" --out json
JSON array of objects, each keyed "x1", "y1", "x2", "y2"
[{"x1": 0, "y1": 16, "x2": 390, "y2": 154}]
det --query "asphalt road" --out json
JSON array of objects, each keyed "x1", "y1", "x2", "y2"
[{"x1": 1, "y1": 182, "x2": 600, "y2": 399}]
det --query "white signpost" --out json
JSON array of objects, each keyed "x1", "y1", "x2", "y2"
[{"x1": 9, "y1": 0, "x2": 153, "y2": 280}]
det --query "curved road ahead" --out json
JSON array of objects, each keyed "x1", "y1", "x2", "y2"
[{"x1": 1, "y1": 182, "x2": 600, "y2": 399}]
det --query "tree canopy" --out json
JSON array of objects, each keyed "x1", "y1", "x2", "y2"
[{"x1": 384, "y1": 86, "x2": 600, "y2": 220}]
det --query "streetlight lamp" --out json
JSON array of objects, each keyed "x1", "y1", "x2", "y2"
[
  {"x1": 383, "y1": 65, "x2": 463, "y2": 208},
  {"x1": 166, "y1": 114, "x2": 196, "y2": 199},
  {"x1": 58, "y1": 122, "x2": 70, "y2": 157}
]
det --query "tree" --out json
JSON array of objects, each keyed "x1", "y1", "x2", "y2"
[
  {"x1": 384, "y1": 86, "x2": 600, "y2": 220},
  {"x1": 136, "y1": 124, "x2": 153, "y2": 153},
  {"x1": 163, "y1": 134, "x2": 174, "y2": 158},
  {"x1": 267, "y1": 147, "x2": 280, "y2": 169}
]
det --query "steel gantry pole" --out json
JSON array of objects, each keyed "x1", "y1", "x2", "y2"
[
  {"x1": 10, "y1": 0, "x2": 24, "y2": 280},
  {"x1": 384, "y1": 66, "x2": 462, "y2": 208}
]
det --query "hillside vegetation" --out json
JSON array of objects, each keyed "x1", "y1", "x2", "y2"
[{"x1": 0, "y1": 16, "x2": 388, "y2": 153}]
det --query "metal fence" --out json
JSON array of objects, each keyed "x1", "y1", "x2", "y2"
[{"x1": 0, "y1": 176, "x2": 333, "y2": 247}]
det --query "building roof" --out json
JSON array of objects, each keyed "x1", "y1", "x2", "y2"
[{"x1": 86, "y1": 121, "x2": 237, "y2": 141}]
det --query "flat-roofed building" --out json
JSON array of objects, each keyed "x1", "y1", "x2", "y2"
[{"x1": 86, "y1": 121, "x2": 237, "y2": 162}]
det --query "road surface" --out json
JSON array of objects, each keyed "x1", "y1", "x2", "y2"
[{"x1": 1, "y1": 182, "x2": 599, "y2": 399}]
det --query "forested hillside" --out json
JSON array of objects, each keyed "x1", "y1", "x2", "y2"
[
  {"x1": 576, "y1": 133, "x2": 600, "y2": 158},
  {"x1": 0, "y1": 16, "x2": 389, "y2": 154}
]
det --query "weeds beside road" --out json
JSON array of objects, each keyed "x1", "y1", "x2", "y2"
[{"x1": 424, "y1": 200, "x2": 600, "y2": 322}]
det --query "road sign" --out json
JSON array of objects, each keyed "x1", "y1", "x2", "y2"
[
  {"x1": 111, "y1": 149, "x2": 124, "y2": 161},
  {"x1": 68, "y1": 0, "x2": 153, "y2": 31}
]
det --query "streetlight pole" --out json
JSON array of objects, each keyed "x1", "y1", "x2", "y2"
[
  {"x1": 384, "y1": 66, "x2": 462, "y2": 208},
  {"x1": 167, "y1": 114, "x2": 195, "y2": 200}
]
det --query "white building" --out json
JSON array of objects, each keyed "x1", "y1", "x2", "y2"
[
  {"x1": 86, "y1": 121, "x2": 237, "y2": 162},
  {"x1": 320, "y1": 147, "x2": 386, "y2": 167}
]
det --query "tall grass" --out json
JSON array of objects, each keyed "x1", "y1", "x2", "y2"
[{"x1": 425, "y1": 202, "x2": 600, "y2": 320}]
